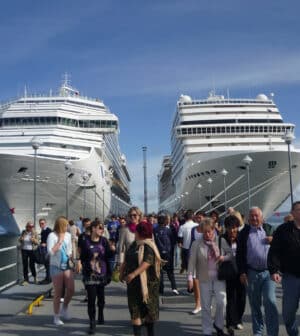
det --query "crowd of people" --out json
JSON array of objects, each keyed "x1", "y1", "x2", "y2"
[{"x1": 18, "y1": 202, "x2": 300, "y2": 336}]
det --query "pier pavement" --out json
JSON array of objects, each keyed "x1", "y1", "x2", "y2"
[{"x1": 0, "y1": 270, "x2": 297, "y2": 335}]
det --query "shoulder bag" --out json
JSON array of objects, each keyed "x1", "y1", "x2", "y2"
[{"x1": 217, "y1": 236, "x2": 236, "y2": 281}]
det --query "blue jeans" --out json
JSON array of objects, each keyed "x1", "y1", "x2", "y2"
[
  {"x1": 282, "y1": 273, "x2": 300, "y2": 336},
  {"x1": 247, "y1": 269, "x2": 279, "y2": 336}
]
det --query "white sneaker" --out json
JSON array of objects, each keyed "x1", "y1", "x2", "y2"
[
  {"x1": 236, "y1": 323, "x2": 243, "y2": 330},
  {"x1": 60, "y1": 307, "x2": 71, "y2": 321},
  {"x1": 54, "y1": 316, "x2": 64, "y2": 326},
  {"x1": 172, "y1": 289, "x2": 180, "y2": 295},
  {"x1": 191, "y1": 307, "x2": 202, "y2": 314}
]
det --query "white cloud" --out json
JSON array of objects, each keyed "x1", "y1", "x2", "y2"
[{"x1": 85, "y1": 49, "x2": 300, "y2": 98}]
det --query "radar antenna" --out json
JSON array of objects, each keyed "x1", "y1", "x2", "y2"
[{"x1": 60, "y1": 73, "x2": 79, "y2": 97}]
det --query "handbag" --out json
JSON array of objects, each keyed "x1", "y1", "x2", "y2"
[
  {"x1": 67, "y1": 257, "x2": 75, "y2": 271},
  {"x1": 217, "y1": 236, "x2": 236, "y2": 281},
  {"x1": 33, "y1": 246, "x2": 47, "y2": 264},
  {"x1": 112, "y1": 266, "x2": 120, "y2": 283}
]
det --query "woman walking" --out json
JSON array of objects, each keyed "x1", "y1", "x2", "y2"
[
  {"x1": 77, "y1": 220, "x2": 113, "y2": 334},
  {"x1": 222, "y1": 215, "x2": 246, "y2": 335},
  {"x1": 47, "y1": 216, "x2": 74, "y2": 326},
  {"x1": 120, "y1": 221, "x2": 162, "y2": 336},
  {"x1": 188, "y1": 218, "x2": 233, "y2": 336},
  {"x1": 19, "y1": 221, "x2": 38, "y2": 285},
  {"x1": 117, "y1": 206, "x2": 142, "y2": 265}
]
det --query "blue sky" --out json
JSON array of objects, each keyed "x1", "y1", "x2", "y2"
[{"x1": 0, "y1": 0, "x2": 300, "y2": 213}]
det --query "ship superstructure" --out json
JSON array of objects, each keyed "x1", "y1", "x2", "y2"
[
  {"x1": 0, "y1": 78, "x2": 131, "y2": 233},
  {"x1": 159, "y1": 92, "x2": 300, "y2": 218}
]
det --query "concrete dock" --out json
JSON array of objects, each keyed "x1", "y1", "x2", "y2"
[{"x1": 0, "y1": 271, "x2": 297, "y2": 335}]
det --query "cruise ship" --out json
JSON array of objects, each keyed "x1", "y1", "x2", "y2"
[
  {"x1": 0, "y1": 78, "x2": 131, "y2": 233},
  {"x1": 158, "y1": 92, "x2": 300, "y2": 219}
]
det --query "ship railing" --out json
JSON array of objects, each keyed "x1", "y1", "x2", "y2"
[
  {"x1": 0, "y1": 92, "x2": 104, "y2": 109},
  {"x1": 178, "y1": 98, "x2": 273, "y2": 106}
]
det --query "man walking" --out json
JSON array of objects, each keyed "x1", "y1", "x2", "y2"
[
  {"x1": 236, "y1": 206, "x2": 278, "y2": 336},
  {"x1": 154, "y1": 211, "x2": 179, "y2": 295},
  {"x1": 39, "y1": 218, "x2": 52, "y2": 284},
  {"x1": 178, "y1": 209, "x2": 197, "y2": 273},
  {"x1": 268, "y1": 201, "x2": 300, "y2": 336}
]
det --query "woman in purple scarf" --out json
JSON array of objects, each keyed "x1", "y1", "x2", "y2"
[{"x1": 187, "y1": 218, "x2": 233, "y2": 336}]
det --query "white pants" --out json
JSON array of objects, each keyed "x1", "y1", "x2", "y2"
[{"x1": 200, "y1": 279, "x2": 226, "y2": 335}]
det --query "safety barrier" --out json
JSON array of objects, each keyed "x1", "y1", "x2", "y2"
[{"x1": 26, "y1": 295, "x2": 45, "y2": 315}]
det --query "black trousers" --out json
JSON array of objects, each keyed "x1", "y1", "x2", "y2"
[
  {"x1": 181, "y1": 248, "x2": 189, "y2": 271},
  {"x1": 160, "y1": 256, "x2": 177, "y2": 293},
  {"x1": 86, "y1": 284, "x2": 105, "y2": 321},
  {"x1": 44, "y1": 256, "x2": 50, "y2": 281},
  {"x1": 226, "y1": 275, "x2": 246, "y2": 327},
  {"x1": 21, "y1": 249, "x2": 36, "y2": 281}
]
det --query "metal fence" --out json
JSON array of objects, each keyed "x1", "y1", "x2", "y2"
[{"x1": 0, "y1": 235, "x2": 20, "y2": 292}]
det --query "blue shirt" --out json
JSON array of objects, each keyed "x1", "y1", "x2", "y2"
[{"x1": 246, "y1": 225, "x2": 270, "y2": 270}]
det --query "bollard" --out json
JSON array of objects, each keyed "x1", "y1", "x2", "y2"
[{"x1": 26, "y1": 295, "x2": 44, "y2": 315}]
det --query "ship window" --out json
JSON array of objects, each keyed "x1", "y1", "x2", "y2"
[
  {"x1": 268, "y1": 161, "x2": 277, "y2": 169},
  {"x1": 17, "y1": 167, "x2": 28, "y2": 173}
]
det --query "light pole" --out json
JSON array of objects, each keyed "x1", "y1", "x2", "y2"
[
  {"x1": 142, "y1": 146, "x2": 148, "y2": 215},
  {"x1": 102, "y1": 187, "x2": 105, "y2": 222},
  {"x1": 31, "y1": 137, "x2": 42, "y2": 229},
  {"x1": 243, "y1": 155, "x2": 253, "y2": 212},
  {"x1": 283, "y1": 130, "x2": 295, "y2": 207},
  {"x1": 184, "y1": 191, "x2": 189, "y2": 209},
  {"x1": 64, "y1": 160, "x2": 72, "y2": 219},
  {"x1": 221, "y1": 169, "x2": 228, "y2": 211},
  {"x1": 207, "y1": 177, "x2": 213, "y2": 210},
  {"x1": 94, "y1": 185, "x2": 97, "y2": 219},
  {"x1": 197, "y1": 183, "x2": 202, "y2": 209},
  {"x1": 82, "y1": 171, "x2": 89, "y2": 217}
]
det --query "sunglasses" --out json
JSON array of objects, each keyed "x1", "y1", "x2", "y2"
[{"x1": 129, "y1": 213, "x2": 138, "y2": 217}]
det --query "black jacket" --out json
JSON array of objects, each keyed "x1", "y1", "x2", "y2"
[
  {"x1": 268, "y1": 221, "x2": 300, "y2": 278},
  {"x1": 41, "y1": 227, "x2": 52, "y2": 245},
  {"x1": 236, "y1": 223, "x2": 275, "y2": 275}
]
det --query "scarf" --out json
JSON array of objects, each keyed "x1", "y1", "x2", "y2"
[
  {"x1": 204, "y1": 238, "x2": 220, "y2": 261},
  {"x1": 127, "y1": 222, "x2": 137, "y2": 233},
  {"x1": 136, "y1": 238, "x2": 163, "y2": 304}
]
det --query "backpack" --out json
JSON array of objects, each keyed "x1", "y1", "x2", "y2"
[{"x1": 154, "y1": 226, "x2": 172, "y2": 259}]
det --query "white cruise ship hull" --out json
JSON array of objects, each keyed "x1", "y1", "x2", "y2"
[
  {"x1": 0, "y1": 151, "x2": 113, "y2": 233},
  {"x1": 160, "y1": 150, "x2": 300, "y2": 219}
]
